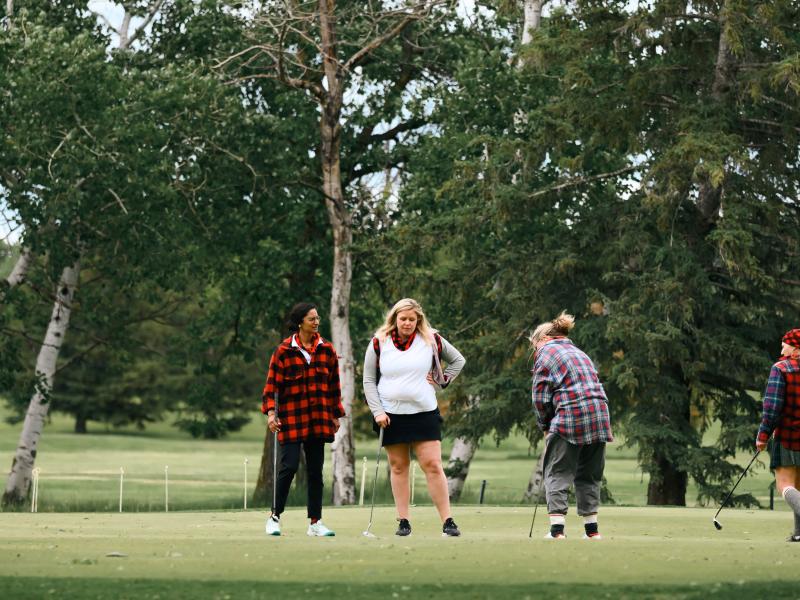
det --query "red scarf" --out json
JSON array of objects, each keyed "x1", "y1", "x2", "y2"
[
  {"x1": 295, "y1": 332, "x2": 320, "y2": 354},
  {"x1": 391, "y1": 329, "x2": 416, "y2": 351}
]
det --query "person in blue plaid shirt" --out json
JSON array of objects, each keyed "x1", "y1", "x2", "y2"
[{"x1": 530, "y1": 311, "x2": 613, "y2": 540}]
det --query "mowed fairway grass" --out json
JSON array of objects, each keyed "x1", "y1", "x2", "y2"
[
  {"x1": 1, "y1": 506, "x2": 799, "y2": 599},
  {"x1": 1, "y1": 409, "x2": 797, "y2": 597}
]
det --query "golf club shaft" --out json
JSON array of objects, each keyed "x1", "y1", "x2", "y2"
[
  {"x1": 714, "y1": 450, "x2": 760, "y2": 519},
  {"x1": 366, "y1": 427, "x2": 385, "y2": 529},
  {"x1": 272, "y1": 393, "x2": 279, "y2": 514},
  {"x1": 529, "y1": 441, "x2": 547, "y2": 538}
]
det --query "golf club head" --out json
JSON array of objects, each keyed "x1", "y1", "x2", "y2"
[
  {"x1": 713, "y1": 519, "x2": 722, "y2": 530},
  {"x1": 362, "y1": 530, "x2": 377, "y2": 538}
]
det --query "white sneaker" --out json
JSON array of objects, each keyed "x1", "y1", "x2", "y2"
[
  {"x1": 543, "y1": 532, "x2": 566, "y2": 540},
  {"x1": 307, "y1": 520, "x2": 335, "y2": 537},
  {"x1": 265, "y1": 515, "x2": 281, "y2": 536},
  {"x1": 582, "y1": 533, "x2": 602, "y2": 540}
]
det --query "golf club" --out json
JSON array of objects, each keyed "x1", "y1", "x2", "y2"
[
  {"x1": 528, "y1": 443, "x2": 547, "y2": 538},
  {"x1": 713, "y1": 450, "x2": 760, "y2": 530},
  {"x1": 272, "y1": 393, "x2": 280, "y2": 515},
  {"x1": 362, "y1": 427, "x2": 385, "y2": 538}
]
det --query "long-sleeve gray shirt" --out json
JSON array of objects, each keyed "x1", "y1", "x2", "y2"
[{"x1": 362, "y1": 334, "x2": 466, "y2": 417}]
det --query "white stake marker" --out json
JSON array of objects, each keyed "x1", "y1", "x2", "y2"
[
  {"x1": 119, "y1": 467, "x2": 124, "y2": 513},
  {"x1": 31, "y1": 468, "x2": 40, "y2": 513},
  {"x1": 243, "y1": 458, "x2": 249, "y2": 511},
  {"x1": 165, "y1": 466, "x2": 169, "y2": 513}
]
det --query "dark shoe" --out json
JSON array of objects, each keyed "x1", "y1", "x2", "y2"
[
  {"x1": 442, "y1": 517, "x2": 461, "y2": 537},
  {"x1": 395, "y1": 518, "x2": 411, "y2": 537},
  {"x1": 545, "y1": 524, "x2": 566, "y2": 539},
  {"x1": 788, "y1": 534, "x2": 800, "y2": 542},
  {"x1": 583, "y1": 522, "x2": 601, "y2": 539}
]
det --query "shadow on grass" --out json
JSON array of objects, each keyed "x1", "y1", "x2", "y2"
[{"x1": 0, "y1": 577, "x2": 795, "y2": 599}]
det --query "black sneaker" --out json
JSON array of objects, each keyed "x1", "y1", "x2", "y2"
[
  {"x1": 787, "y1": 534, "x2": 800, "y2": 543},
  {"x1": 545, "y1": 524, "x2": 566, "y2": 539},
  {"x1": 442, "y1": 517, "x2": 461, "y2": 537},
  {"x1": 583, "y1": 522, "x2": 601, "y2": 540},
  {"x1": 395, "y1": 518, "x2": 411, "y2": 537}
]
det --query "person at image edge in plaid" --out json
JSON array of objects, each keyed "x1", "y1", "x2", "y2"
[
  {"x1": 261, "y1": 302, "x2": 345, "y2": 538},
  {"x1": 756, "y1": 328, "x2": 800, "y2": 542},
  {"x1": 531, "y1": 311, "x2": 613, "y2": 540}
]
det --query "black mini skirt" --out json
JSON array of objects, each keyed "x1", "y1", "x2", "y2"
[{"x1": 373, "y1": 408, "x2": 443, "y2": 446}]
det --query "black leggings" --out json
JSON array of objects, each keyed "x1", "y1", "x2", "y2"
[{"x1": 273, "y1": 439, "x2": 325, "y2": 519}]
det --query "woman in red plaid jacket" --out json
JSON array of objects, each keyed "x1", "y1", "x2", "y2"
[
  {"x1": 756, "y1": 328, "x2": 800, "y2": 542},
  {"x1": 261, "y1": 302, "x2": 345, "y2": 537}
]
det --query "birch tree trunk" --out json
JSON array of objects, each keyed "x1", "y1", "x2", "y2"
[
  {"x1": 3, "y1": 247, "x2": 32, "y2": 290},
  {"x1": 445, "y1": 436, "x2": 478, "y2": 501},
  {"x1": 4, "y1": 0, "x2": 12, "y2": 29},
  {"x1": 2, "y1": 262, "x2": 80, "y2": 506},
  {"x1": 521, "y1": 0, "x2": 543, "y2": 46},
  {"x1": 252, "y1": 425, "x2": 277, "y2": 508},
  {"x1": 319, "y1": 0, "x2": 356, "y2": 505},
  {"x1": 522, "y1": 449, "x2": 546, "y2": 503}
]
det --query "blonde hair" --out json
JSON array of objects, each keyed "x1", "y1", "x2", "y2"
[
  {"x1": 375, "y1": 298, "x2": 436, "y2": 346},
  {"x1": 529, "y1": 311, "x2": 575, "y2": 348}
]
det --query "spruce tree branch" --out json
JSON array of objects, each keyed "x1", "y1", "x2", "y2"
[{"x1": 529, "y1": 166, "x2": 638, "y2": 198}]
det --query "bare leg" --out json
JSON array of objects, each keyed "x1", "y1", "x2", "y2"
[
  {"x1": 413, "y1": 440, "x2": 451, "y2": 522},
  {"x1": 385, "y1": 443, "x2": 411, "y2": 519}
]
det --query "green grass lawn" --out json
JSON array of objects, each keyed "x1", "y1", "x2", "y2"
[
  {"x1": 0, "y1": 408, "x2": 785, "y2": 512},
  {"x1": 0, "y1": 408, "x2": 780, "y2": 511},
  {"x1": 0, "y1": 506, "x2": 798, "y2": 599}
]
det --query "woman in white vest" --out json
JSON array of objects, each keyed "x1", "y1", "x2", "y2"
[{"x1": 362, "y1": 298, "x2": 466, "y2": 537}]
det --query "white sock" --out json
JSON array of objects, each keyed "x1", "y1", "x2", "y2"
[
  {"x1": 583, "y1": 514, "x2": 598, "y2": 525},
  {"x1": 549, "y1": 514, "x2": 565, "y2": 526}
]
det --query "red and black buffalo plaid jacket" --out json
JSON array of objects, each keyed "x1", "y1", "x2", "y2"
[
  {"x1": 758, "y1": 357, "x2": 800, "y2": 451},
  {"x1": 261, "y1": 334, "x2": 345, "y2": 444}
]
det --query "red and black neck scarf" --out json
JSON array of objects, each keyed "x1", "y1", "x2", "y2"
[
  {"x1": 391, "y1": 329, "x2": 416, "y2": 351},
  {"x1": 296, "y1": 332, "x2": 321, "y2": 354}
]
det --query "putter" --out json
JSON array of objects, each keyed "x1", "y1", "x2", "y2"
[
  {"x1": 713, "y1": 450, "x2": 760, "y2": 530},
  {"x1": 362, "y1": 427, "x2": 385, "y2": 538},
  {"x1": 528, "y1": 443, "x2": 547, "y2": 538}
]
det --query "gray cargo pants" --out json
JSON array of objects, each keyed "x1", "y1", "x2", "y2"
[{"x1": 543, "y1": 433, "x2": 606, "y2": 516}]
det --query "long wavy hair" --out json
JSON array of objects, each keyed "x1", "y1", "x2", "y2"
[{"x1": 374, "y1": 298, "x2": 436, "y2": 346}]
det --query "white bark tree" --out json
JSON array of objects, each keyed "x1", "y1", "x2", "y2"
[
  {"x1": 2, "y1": 1, "x2": 162, "y2": 507},
  {"x1": 521, "y1": 447, "x2": 545, "y2": 503},
  {"x1": 221, "y1": 0, "x2": 441, "y2": 504},
  {"x1": 447, "y1": 0, "x2": 548, "y2": 501},
  {"x1": 445, "y1": 436, "x2": 478, "y2": 501},
  {"x1": 3, "y1": 247, "x2": 31, "y2": 290},
  {"x1": 2, "y1": 262, "x2": 80, "y2": 505}
]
